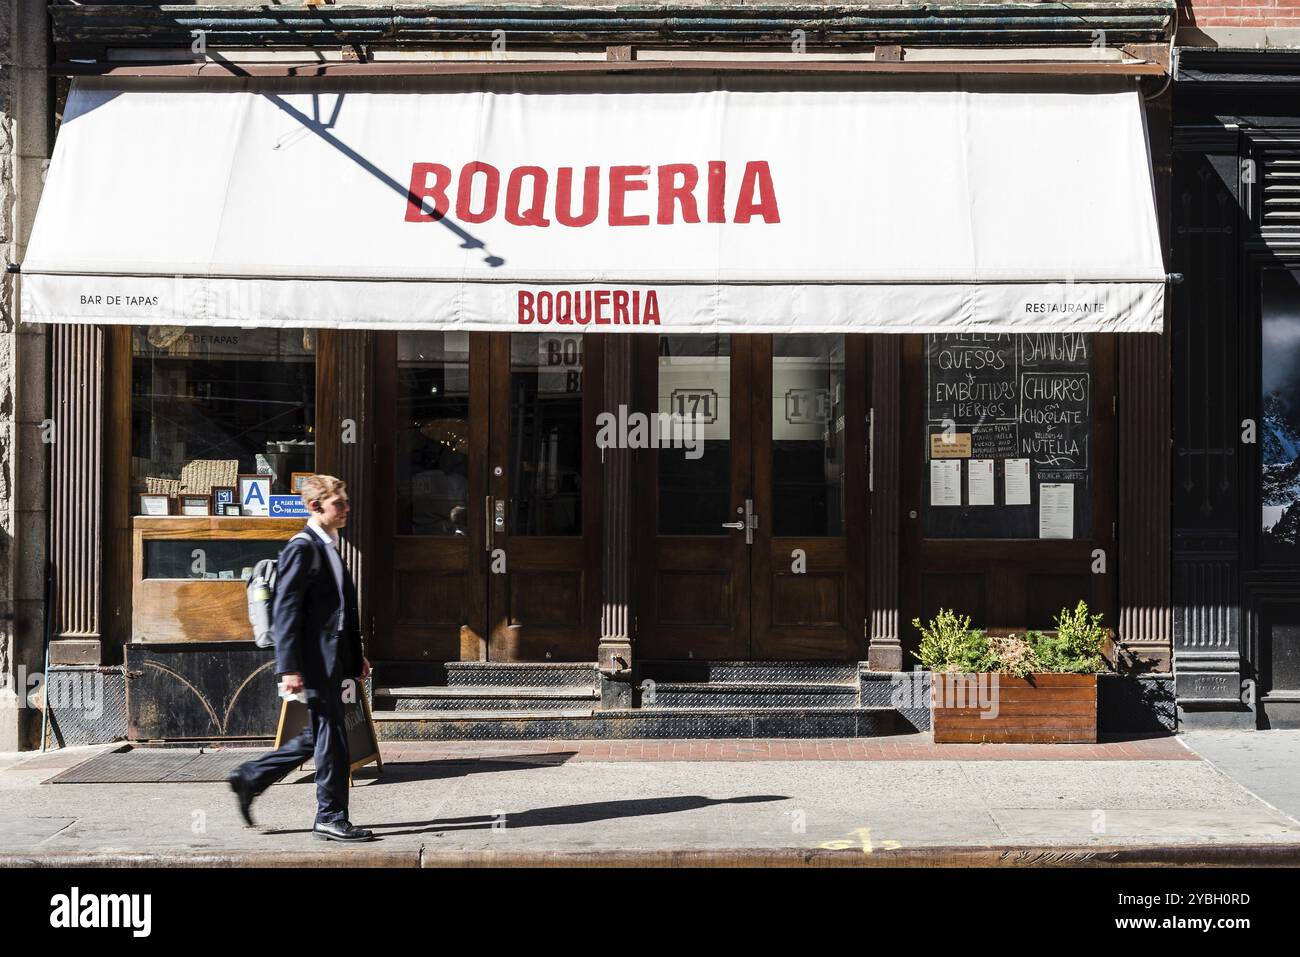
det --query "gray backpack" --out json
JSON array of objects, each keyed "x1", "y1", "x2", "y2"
[{"x1": 246, "y1": 531, "x2": 320, "y2": 648}]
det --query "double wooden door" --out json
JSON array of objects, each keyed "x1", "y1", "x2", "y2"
[
  {"x1": 634, "y1": 334, "x2": 868, "y2": 660},
  {"x1": 372, "y1": 332, "x2": 600, "y2": 663}
]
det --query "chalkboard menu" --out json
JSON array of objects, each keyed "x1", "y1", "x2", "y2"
[{"x1": 924, "y1": 333, "x2": 1093, "y2": 539}]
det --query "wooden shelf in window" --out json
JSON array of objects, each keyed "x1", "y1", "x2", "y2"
[{"x1": 133, "y1": 516, "x2": 304, "y2": 539}]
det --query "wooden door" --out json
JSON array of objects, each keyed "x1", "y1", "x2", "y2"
[
  {"x1": 635, "y1": 334, "x2": 752, "y2": 659},
  {"x1": 485, "y1": 333, "x2": 601, "y2": 661},
  {"x1": 901, "y1": 333, "x2": 1117, "y2": 650},
  {"x1": 372, "y1": 332, "x2": 489, "y2": 663},
  {"x1": 751, "y1": 335, "x2": 867, "y2": 659},
  {"x1": 635, "y1": 334, "x2": 866, "y2": 660}
]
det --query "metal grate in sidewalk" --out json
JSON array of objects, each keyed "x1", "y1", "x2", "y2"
[{"x1": 47, "y1": 747, "x2": 272, "y2": 784}]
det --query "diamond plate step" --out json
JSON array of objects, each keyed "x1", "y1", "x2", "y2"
[
  {"x1": 373, "y1": 707, "x2": 895, "y2": 741},
  {"x1": 444, "y1": 662, "x2": 599, "y2": 688},
  {"x1": 637, "y1": 660, "x2": 859, "y2": 685},
  {"x1": 373, "y1": 708, "x2": 595, "y2": 722},
  {"x1": 644, "y1": 682, "x2": 859, "y2": 710},
  {"x1": 374, "y1": 686, "x2": 599, "y2": 712}
]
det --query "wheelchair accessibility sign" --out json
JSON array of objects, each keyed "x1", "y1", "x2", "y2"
[{"x1": 269, "y1": 495, "x2": 309, "y2": 517}]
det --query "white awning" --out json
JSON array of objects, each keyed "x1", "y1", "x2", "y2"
[{"x1": 20, "y1": 74, "x2": 1166, "y2": 333}]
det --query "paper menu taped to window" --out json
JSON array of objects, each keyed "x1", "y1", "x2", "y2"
[
  {"x1": 1005, "y1": 458, "x2": 1031, "y2": 506},
  {"x1": 1038, "y1": 483, "x2": 1074, "y2": 539},
  {"x1": 930, "y1": 460, "x2": 961, "y2": 506},
  {"x1": 967, "y1": 459, "x2": 994, "y2": 505}
]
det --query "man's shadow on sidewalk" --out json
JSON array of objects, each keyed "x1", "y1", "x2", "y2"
[
  {"x1": 287, "y1": 754, "x2": 587, "y2": 786},
  {"x1": 280, "y1": 754, "x2": 583, "y2": 790},
  {"x1": 382, "y1": 794, "x2": 788, "y2": 836},
  {"x1": 265, "y1": 794, "x2": 786, "y2": 838}
]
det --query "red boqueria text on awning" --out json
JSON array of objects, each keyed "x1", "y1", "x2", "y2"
[{"x1": 405, "y1": 161, "x2": 781, "y2": 226}]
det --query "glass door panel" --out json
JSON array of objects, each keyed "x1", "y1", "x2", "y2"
[
  {"x1": 396, "y1": 332, "x2": 471, "y2": 537},
  {"x1": 771, "y1": 334, "x2": 846, "y2": 538},
  {"x1": 657, "y1": 334, "x2": 733, "y2": 535},
  {"x1": 509, "y1": 333, "x2": 584, "y2": 536}
]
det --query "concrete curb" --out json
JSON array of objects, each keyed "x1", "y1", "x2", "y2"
[
  {"x1": 0, "y1": 849, "x2": 421, "y2": 868},
  {"x1": 4, "y1": 843, "x2": 1300, "y2": 868}
]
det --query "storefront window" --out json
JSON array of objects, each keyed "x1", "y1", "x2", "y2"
[
  {"x1": 143, "y1": 540, "x2": 287, "y2": 580},
  {"x1": 923, "y1": 333, "x2": 1093, "y2": 539},
  {"x1": 510, "y1": 333, "x2": 583, "y2": 536},
  {"x1": 131, "y1": 327, "x2": 315, "y2": 515},
  {"x1": 772, "y1": 334, "x2": 845, "y2": 537},
  {"x1": 658, "y1": 334, "x2": 731, "y2": 535},
  {"x1": 396, "y1": 332, "x2": 470, "y2": 536},
  {"x1": 1261, "y1": 268, "x2": 1300, "y2": 561}
]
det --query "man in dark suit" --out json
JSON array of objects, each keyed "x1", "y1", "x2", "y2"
[{"x1": 229, "y1": 474, "x2": 374, "y2": 842}]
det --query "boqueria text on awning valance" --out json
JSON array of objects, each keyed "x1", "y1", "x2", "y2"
[{"x1": 518, "y1": 288, "x2": 661, "y2": 325}]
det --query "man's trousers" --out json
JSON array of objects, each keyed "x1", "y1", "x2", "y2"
[{"x1": 236, "y1": 686, "x2": 351, "y2": 825}]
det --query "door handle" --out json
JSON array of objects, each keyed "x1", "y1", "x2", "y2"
[
  {"x1": 484, "y1": 495, "x2": 493, "y2": 553},
  {"x1": 723, "y1": 500, "x2": 759, "y2": 544}
]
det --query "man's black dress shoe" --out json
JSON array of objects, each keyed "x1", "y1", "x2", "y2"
[
  {"x1": 227, "y1": 771, "x2": 256, "y2": 827},
  {"x1": 313, "y1": 820, "x2": 375, "y2": 843}
]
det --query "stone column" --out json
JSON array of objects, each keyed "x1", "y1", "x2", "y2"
[
  {"x1": 0, "y1": 0, "x2": 51, "y2": 750},
  {"x1": 598, "y1": 337, "x2": 633, "y2": 707},
  {"x1": 48, "y1": 325, "x2": 104, "y2": 665}
]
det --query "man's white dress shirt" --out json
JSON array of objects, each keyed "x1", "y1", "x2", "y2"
[{"x1": 306, "y1": 517, "x2": 346, "y2": 634}]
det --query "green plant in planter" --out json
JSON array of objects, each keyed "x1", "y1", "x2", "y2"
[
  {"x1": 911, "y1": 609, "x2": 996, "y2": 673},
  {"x1": 913, "y1": 601, "x2": 1109, "y2": 675},
  {"x1": 1026, "y1": 600, "x2": 1108, "y2": 673}
]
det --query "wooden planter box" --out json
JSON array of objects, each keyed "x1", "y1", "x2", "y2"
[{"x1": 931, "y1": 673, "x2": 1098, "y2": 744}]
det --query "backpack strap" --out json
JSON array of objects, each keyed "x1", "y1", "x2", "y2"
[{"x1": 289, "y1": 530, "x2": 322, "y2": 577}]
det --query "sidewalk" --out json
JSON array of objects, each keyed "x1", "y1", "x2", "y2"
[{"x1": 2, "y1": 733, "x2": 1299, "y2": 866}]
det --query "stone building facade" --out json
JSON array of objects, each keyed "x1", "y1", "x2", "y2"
[
  {"x1": 32, "y1": 1, "x2": 1300, "y2": 745},
  {"x1": 0, "y1": 0, "x2": 50, "y2": 751}
]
